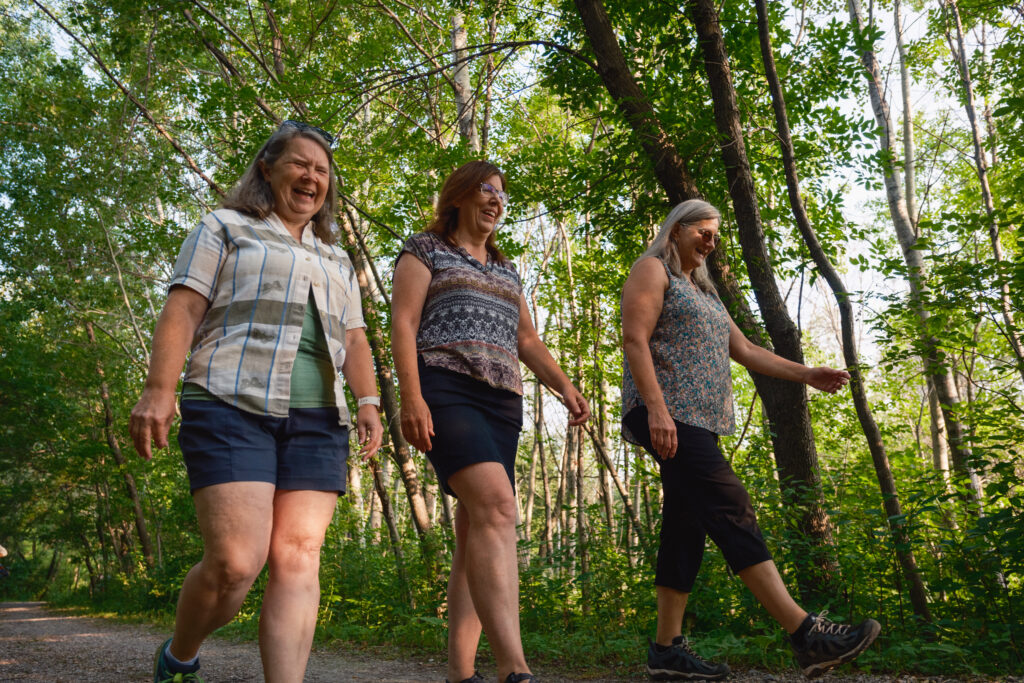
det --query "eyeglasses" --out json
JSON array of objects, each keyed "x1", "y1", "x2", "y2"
[
  {"x1": 479, "y1": 182, "x2": 509, "y2": 206},
  {"x1": 282, "y1": 119, "x2": 335, "y2": 147},
  {"x1": 679, "y1": 222, "x2": 721, "y2": 248},
  {"x1": 696, "y1": 227, "x2": 721, "y2": 247}
]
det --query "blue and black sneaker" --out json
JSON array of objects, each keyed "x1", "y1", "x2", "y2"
[
  {"x1": 153, "y1": 638, "x2": 204, "y2": 683},
  {"x1": 790, "y1": 611, "x2": 880, "y2": 678},
  {"x1": 647, "y1": 635, "x2": 730, "y2": 680}
]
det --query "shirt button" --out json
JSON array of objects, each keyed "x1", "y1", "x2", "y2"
[
  {"x1": 313, "y1": 282, "x2": 320, "y2": 287},
  {"x1": 306, "y1": 256, "x2": 312, "y2": 262}
]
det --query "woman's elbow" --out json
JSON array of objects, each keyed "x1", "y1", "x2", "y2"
[{"x1": 622, "y1": 332, "x2": 648, "y2": 354}]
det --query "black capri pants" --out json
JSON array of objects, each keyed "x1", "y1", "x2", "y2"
[{"x1": 624, "y1": 405, "x2": 772, "y2": 592}]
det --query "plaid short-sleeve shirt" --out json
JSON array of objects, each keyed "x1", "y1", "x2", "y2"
[{"x1": 170, "y1": 209, "x2": 365, "y2": 425}]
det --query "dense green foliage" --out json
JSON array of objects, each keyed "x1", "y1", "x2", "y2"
[{"x1": 1, "y1": 0, "x2": 1022, "y2": 677}]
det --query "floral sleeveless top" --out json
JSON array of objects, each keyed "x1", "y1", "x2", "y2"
[
  {"x1": 400, "y1": 232, "x2": 523, "y2": 395},
  {"x1": 622, "y1": 258, "x2": 735, "y2": 441}
]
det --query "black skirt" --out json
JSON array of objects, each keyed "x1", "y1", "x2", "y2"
[{"x1": 418, "y1": 357, "x2": 523, "y2": 496}]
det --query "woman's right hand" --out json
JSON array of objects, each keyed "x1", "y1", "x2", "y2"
[
  {"x1": 130, "y1": 388, "x2": 178, "y2": 461},
  {"x1": 648, "y1": 405, "x2": 678, "y2": 459},
  {"x1": 400, "y1": 393, "x2": 434, "y2": 453}
]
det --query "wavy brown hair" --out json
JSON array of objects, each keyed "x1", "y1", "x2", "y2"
[
  {"x1": 427, "y1": 160, "x2": 508, "y2": 263},
  {"x1": 221, "y1": 123, "x2": 338, "y2": 244}
]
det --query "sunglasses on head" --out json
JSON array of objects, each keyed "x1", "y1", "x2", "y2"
[{"x1": 282, "y1": 119, "x2": 335, "y2": 147}]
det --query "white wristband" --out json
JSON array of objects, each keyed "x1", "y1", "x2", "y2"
[{"x1": 357, "y1": 395, "x2": 381, "y2": 408}]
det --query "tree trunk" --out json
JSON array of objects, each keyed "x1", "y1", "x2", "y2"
[
  {"x1": 369, "y1": 458, "x2": 412, "y2": 606},
  {"x1": 847, "y1": 0, "x2": 978, "y2": 485},
  {"x1": 540, "y1": 403, "x2": 555, "y2": 560},
  {"x1": 556, "y1": 430, "x2": 571, "y2": 558},
  {"x1": 755, "y1": 0, "x2": 931, "y2": 621},
  {"x1": 451, "y1": 13, "x2": 481, "y2": 152},
  {"x1": 584, "y1": 424, "x2": 646, "y2": 544},
  {"x1": 84, "y1": 321, "x2": 155, "y2": 569},
  {"x1": 575, "y1": 426, "x2": 590, "y2": 611},
  {"x1": 337, "y1": 218, "x2": 433, "y2": 537},
  {"x1": 927, "y1": 377, "x2": 951, "y2": 479},
  {"x1": 523, "y1": 379, "x2": 544, "y2": 542},
  {"x1": 895, "y1": 0, "x2": 917, "y2": 227},
  {"x1": 686, "y1": 0, "x2": 839, "y2": 599},
  {"x1": 944, "y1": 0, "x2": 1024, "y2": 385},
  {"x1": 574, "y1": 0, "x2": 841, "y2": 597},
  {"x1": 571, "y1": 0, "x2": 699, "y2": 203}
]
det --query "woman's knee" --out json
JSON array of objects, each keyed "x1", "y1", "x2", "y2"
[
  {"x1": 463, "y1": 491, "x2": 518, "y2": 529},
  {"x1": 199, "y1": 551, "x2": 265, "y2": 592},
  {"x1": 267, "y1": 534, "x2": 325, "y2": 579}
]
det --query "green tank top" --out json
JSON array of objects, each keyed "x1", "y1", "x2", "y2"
[{"x1": 182, "y1": 288, "x2": 335, "y2": 408}]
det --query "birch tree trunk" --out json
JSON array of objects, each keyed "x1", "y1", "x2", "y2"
[
  {"x1": 338, "y1": 217, "x2": 433, "y2": 537},
  {"x1": 944, "y1": 0, "x2": 1024, "y2": 385},
  {"x1": 847, "y1": 0, "x2": 978, "y2": 492},
  {"x1": 451, "y1": 13, "x2": 480, "y2": 152},
  {"x1": 895, "y1": 0, "x2": 917, "y2": 227}
]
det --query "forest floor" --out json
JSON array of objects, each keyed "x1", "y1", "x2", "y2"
[{"x1": 0, "y1": 601, "x2": 1013, "y2": 682}]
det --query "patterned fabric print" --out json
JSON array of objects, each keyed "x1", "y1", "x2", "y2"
[
  {"x1": 401, "y1": 232, "x2": 523, "y2": 395},
  {"x1": 622, "y1": 258, "x2": 735, "y2": 441},
  {"x1": 170, "y1": 209, "x2": 365, "y2": 424}
]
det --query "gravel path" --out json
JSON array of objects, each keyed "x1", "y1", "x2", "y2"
[{"x1": 0, "y1": 602, "x2": 1008, "y2": 682}]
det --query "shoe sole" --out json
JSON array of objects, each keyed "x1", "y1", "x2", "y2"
[
  {"x1": 153, "y1": 637, "x2": 173, "y2": 683},
  {"x1": 801, "y1": 619, "x2": 881, "y2": 679},
  {"x1": 647, "y1": 665, "x2": 730, "y2": 681}
]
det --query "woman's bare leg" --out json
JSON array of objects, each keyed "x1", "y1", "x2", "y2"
[
  {"x1": 168, "y1": 481, "x2": 275, "y2": 661},
  {"x1": 655, "y1": 586, "x2": 691, "y2": 646},
  {"x1": 259, "y1": 489, "x2": 339, "y2": 683},
  {"x1": 447, "y1": 462, "x2": 529, "y2": 681},
  {"x1": 446, "y1": 503, "x2": 483, "y2": 682},
  {"x1": 737, "y1": 560, "x2": 807, "y2": 633}
]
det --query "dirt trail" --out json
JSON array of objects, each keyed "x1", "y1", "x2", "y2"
[{"x1": 0, "y1": 601, "x2": 996, "y2": 682}]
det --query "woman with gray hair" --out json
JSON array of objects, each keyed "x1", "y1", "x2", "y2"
[
  {"x1": 621, "y1": 200, "x2": 878, "y2": 680},
  {"x1": 130, "y1": 120, "x2": 383, "y2": 683}
]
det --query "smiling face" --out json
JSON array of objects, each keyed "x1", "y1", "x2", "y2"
[
  {"x1": 674, "y1": 218, "x2": 720, "y2": 274},
  {"x1": 260, "y1": 135, "x2": 330, "y2": 236},
  {"x1": 454, "y1": 173, "x2": 505, "y2": 243}
]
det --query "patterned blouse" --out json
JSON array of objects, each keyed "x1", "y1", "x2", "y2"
[
  {"x1": 400, "y1": 232, "x2": 523, "y2": 395},
  {"x1": 622, "y1": 258, "x2": 735, "y2": 440}
]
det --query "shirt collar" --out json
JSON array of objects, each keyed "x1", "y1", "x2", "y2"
[{"x1": 266, "y1": 211, "x2": 316, "y2": 245}]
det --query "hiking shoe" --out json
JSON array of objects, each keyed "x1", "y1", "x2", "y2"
[
  {"x1": 791, "y1": 611, "x2": 880, "y2": 678},
  {"x1": 447, "y1": 673, "x2": 485, "y2": 683},
  {"x1": 504, "y1": 674, "x2": 539, "y2": 683},
  {"x1": 647, "y1": 635, "x2": 730, "y2": 680},
  {"x1": 153, "y1": 638, "x2": 204, "y2": 683}
]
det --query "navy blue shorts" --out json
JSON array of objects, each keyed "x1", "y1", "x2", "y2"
[
  {"x1": 177, "y1": 399, "x2": 349, "y2": 493},
  {"x1": 419, "y1": 359, "x2": 523, "y2": 497}
]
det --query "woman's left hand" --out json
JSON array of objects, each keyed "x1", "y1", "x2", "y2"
[
  {"x1": 561, "y1": 382, "x2": 591, "y2": 426},
  {"x1": 805, "y1": 366, "x2": 851, "y2": 393},
  {"x1": 355, "y1": 404, "x2": 383, "y2": 461}
]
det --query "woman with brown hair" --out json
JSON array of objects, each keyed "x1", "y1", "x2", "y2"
[{"x1": 391, "y1": 160, "x2": 590, "y2": 683}]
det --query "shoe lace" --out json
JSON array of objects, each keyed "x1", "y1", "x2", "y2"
[
  {"x1": 158, "y1": 673, "x2": 203, "y2": 683},
  {"x1": 808, "y1": 610, "x2": 851, "y2": 637},
  {"x1": 678, "y1": 638, "x2": 712, "y2": 665}
]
